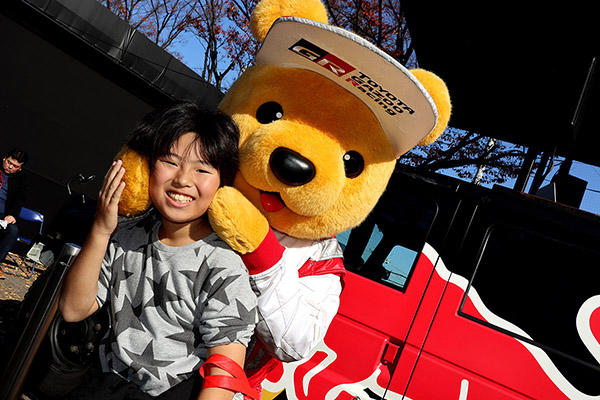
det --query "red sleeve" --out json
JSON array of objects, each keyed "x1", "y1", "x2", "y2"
[
  {"x1": 241, "y1": 228, "x2": 285, "y2": 275},
  {"x1": 297, "y1": 257, "x2": 346, "y2": 278}
]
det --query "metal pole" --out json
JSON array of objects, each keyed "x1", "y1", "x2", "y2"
[
  {"x1": 0, "y1": 243, "x2": 80, "y2": 400},
  {"x1": 528, "y1": 151, "x2": 550, "y2": 194},
  {"x1": 513, "y1": 147, "x2": 538, "y2": 192}
]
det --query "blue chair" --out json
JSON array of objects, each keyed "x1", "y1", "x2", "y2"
[
  {"x1": 16, "y1": 207, "x2": 45, "y2": 278},
  {"x1": 17, "y1": 207, "x2": 44, "y2": 244}
]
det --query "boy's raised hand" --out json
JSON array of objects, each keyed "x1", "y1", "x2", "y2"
[
  {"x1": 92, "y1": 160, "x2": 126, "y2": 237},
  {"x1": 60, "y1": 160, "x2": 125, "y2": 322}
]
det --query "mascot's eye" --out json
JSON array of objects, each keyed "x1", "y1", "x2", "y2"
[
  {"x1": 256, "y1": 102, "x2": 284, "y2": 124},
  {"x1": 343, "y1": 151, "x2": 364, "y2": 178}
]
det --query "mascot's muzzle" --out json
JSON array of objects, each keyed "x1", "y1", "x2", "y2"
[{"x1": 269, "y1": 147, "x2": 316, "y2": 186}]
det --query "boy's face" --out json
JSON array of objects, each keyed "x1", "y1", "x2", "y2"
[{"x1": 149, "y1": 132, "x2": 221, "y2": 226}]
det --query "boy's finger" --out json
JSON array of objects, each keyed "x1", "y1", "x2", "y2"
[
  {"x1": 105, "y1": 167, "x2": 126, "y2": 200},
  {"x1": 101, "y1": 160, "x2": 123, "y2": 194},
  {"x1": 100, "y1": 161, "x2": 118, "y2": 188},
  {"x1": 98, "y1": 161, "x2": 115, "y2": 198},
  {"x1": 110, "y1": 181, "x2": 126, "y2": 205}
]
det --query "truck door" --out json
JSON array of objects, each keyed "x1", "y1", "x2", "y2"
[{"x1": 400, "y1": 186, "x2": 600, "y2": 400}]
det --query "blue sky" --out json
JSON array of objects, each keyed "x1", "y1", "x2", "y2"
[
  {"x1": 475, "y1": 157, "x2": 600, "y2": 215},
  {"x1": 172, "y1": 34, "x2": 600, "y2": 217},
  {"x1": 174, "y1": 32, "x2": 240, "y2": 89},
  {"x1": 171, "y1": 32, "x2": 600, "y2": 284}
]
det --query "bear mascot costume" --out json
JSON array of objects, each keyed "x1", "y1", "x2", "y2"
[{"x1": 116, "y1": 0, "x2": 450, "y2": 397}]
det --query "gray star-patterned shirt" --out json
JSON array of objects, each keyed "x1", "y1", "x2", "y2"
[{"x1": 96, "y1": 218, "x2": 258, "y2": 396}]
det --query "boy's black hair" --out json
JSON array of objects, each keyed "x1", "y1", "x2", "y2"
[
  {"x1": 4, "y1": 148, "x2": 28, "y2": 165},
  {"x1": 127, "y1": 102, "x2": 239, "y2": 186}
]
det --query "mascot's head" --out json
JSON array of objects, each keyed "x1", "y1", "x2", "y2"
[
  {"x1": 218, "y1": 0, "x2": 450, "y2": 239},
  {"x1": 117, "y1": 0, "x2": 450, "y2": 241}
]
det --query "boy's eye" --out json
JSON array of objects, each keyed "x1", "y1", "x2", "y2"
[{"x1": 161, "y1": 160, "x2": 177, "y2": 166}]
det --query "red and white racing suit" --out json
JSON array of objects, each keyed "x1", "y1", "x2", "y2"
[{"x1": 241, "y1": 228, "x2": 346, "y2": 397}]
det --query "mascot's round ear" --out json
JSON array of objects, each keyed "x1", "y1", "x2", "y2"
[
  {"x1": 250, "y1": 0, "x2": 329, "y2": 42},
  {"x1": 115, "y1": 146, "x2": 152, "y2": 217},
  {"x1": 410, "y1": 69, "x2": 452, "y2": 146}
]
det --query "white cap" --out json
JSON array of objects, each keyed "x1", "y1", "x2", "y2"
[
  {"x1": 255, "y1": 17, "x2": 437, "y2": 157},
  {"x1": 254, "y1": 17, "x2": 438, "y2": 158}
]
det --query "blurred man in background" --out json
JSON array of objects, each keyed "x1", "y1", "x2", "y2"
[{"x1": 0, "y1": 149, "x2": 28, "y2": 278}]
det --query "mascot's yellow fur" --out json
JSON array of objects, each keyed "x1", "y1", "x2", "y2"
[
  {"x1": 118, "y1": 0, "x2": 450, "y2": 251},
  {"x1": 116, "y1": 2, "x2": 449, "y2": 394}
]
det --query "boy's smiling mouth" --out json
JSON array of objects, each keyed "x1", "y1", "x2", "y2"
[{"x1": 166, "y1": 191, "x2": 194, "y2": 204}]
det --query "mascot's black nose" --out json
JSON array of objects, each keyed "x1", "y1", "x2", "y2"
[{"x1": 269, "y1": 147, "x2": 316, "y2": 186}]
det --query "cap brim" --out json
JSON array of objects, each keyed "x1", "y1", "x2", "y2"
[{"x1": 255, "y1": 17, "x2": 438, "y2": 158}]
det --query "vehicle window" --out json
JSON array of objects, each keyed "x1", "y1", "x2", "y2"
[
  {"x1": 338, "y1": 227, "x2": 419, "y2": 289},
  {"x1": 339, "y1": 191, "x2": 437, "y2": 291},
  {"x1": 337, "y1": 226, "x2": 380, "y2": 261},
  {"x1": 383, "y1": 245, "x2": 419, "y2": 288},
  {"x1": 459, "y1": 224, "x2": 600, "y2": 394}
]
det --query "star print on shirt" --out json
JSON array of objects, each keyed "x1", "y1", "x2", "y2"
[
  {"x1": 207, "y1": 273, "x2": 241, "y2": 307},
  {"x1": 132, "y1": 300, "x2": 145, "y2": 319},
  {"x1": 98, "y1": 220, "x2": 257, "y2": 396},
  {"x1": 100, "y1": 334, "x2": 127, "y2": 373},
  {"x1": 179, "y1": 262, "x2": 211, "y2": 300},
  {"x1": 152, "y1": 247, "x2": 162, "y2": 263},
  {"x1": 114, "y1": 295, "x2": 146, "y2": 337},
  {"x1": 207, "y1": 299, "x2": 257, "y2": 343},
  {"x1": 144, "y1": 270, "x2": 183, "y2": 323},
  {"x1": 130, "y1": 274, "x2": 148, "y2": 319},
  {"x1": 166, "y1": 329, "x2": 195, "y2": 354},
  {"x1": 124, "y1": 341, "x2": 174, "y2": 379},
  {"x1": 167, "y1": 373, "x2": 181, "y2": 388},
  {"x1": 112, "y1": 254, "x2": 134, "y2": 298},
  {"x1": 171, "y1": 316, "x2": 203, "y2": 349},
  {"x1": 179, "y1": 268, "x2": 205, "y2": 283},
  {"x1": 176, "y1": 315, "x2": 194, "y2": 332}
]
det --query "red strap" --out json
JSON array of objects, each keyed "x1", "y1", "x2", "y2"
[
  {"x1": 198, "y1": 354, "x2": 260, "y2": 400},
  {"x1": 245, "y1": 341, "x2": 281, "y2": 389}
]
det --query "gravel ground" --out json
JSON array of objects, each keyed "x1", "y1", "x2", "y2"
[{"x1": 0, "y1": 253, "x2": 43, "y2": 301}]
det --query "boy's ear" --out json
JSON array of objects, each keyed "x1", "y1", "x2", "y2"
[
  {"x1": 410, "y1": 69, "x2": 452, "y2": 146},
  {"x1": 115, "y1": 146, "x2": 152, "y2": 217}
]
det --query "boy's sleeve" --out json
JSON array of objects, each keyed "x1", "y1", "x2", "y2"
[
  {"x1": 96, "y1": 239, "x2": 117, "y2": 308},
  {"x1": 199, "y1": 251, "x2": 258, "y2": 348}
]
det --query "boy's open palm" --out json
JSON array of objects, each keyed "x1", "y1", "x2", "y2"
[{"x1": 93, "y1": 160, "x2": 126, "y2": 236}]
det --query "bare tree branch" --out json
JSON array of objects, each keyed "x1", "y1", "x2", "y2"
[{"x1": 98, "y1": 0, "x2": 527, "y2": 184}]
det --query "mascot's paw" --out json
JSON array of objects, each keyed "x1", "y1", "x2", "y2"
[
  {"x1": 208, "y1": 186, "x2": 270, "y2": 254},
  {"x1": 116, "y1": 146, "x2": 152, "y2": 217}
]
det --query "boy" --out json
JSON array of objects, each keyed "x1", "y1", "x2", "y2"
[{"x1": 59, "y1": 103, "x2": 257, "y2": 400}]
